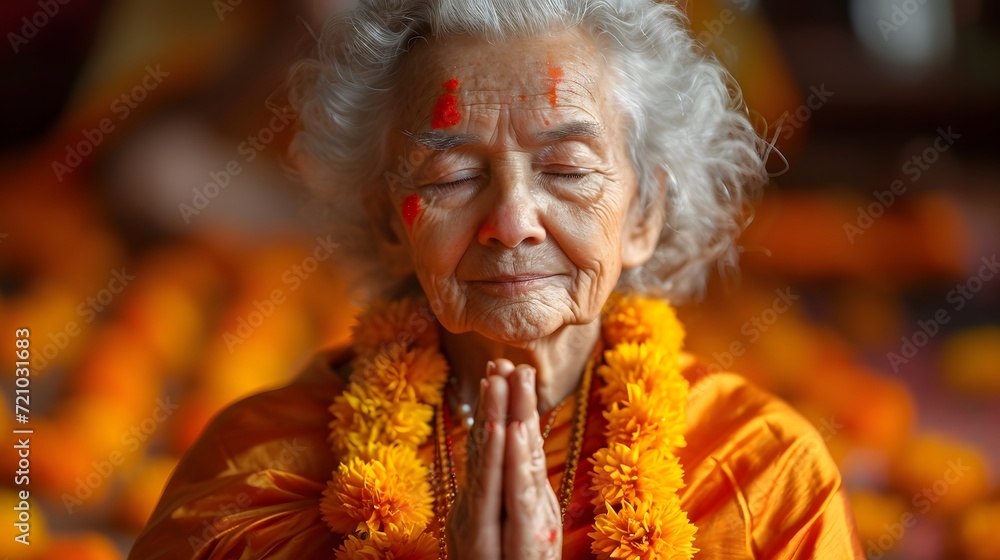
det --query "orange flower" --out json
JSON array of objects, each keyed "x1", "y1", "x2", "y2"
[
  {"x1": 329, "y1": 384, "x2": 433, "y2": 458},
  {"x1": 382, "y1": 399, "x2": 434, "y2": 447},
  {"x1": 320, "y1": 453, "x2": 433, "y2": 535},
  {"x1": 335, "y1": 526, "x2": 439, "y2": 560},
  {"x1": 353, "y1": 443, "x2": 429, "y2": 485},
  {"x1": 603, "y1": 383, "x2": 686, "y2": 450},
  {"x1": 590, "y1": 498, "x2": 698, "y2": 560},
  {"x1": 328, "y1": 383, "x2": 384, "y2": 457},
  {"x1": 354, "y1": 343, "x2": 449, "y2": 405},
  {"x1": 597, "y1": 342, "x2": 684, "y2": 406},
  {"x1": 335, "y1": 533, "x2": 379, "y2": 560},
  {"x1": 602, "y1": 294, "x2": 685, "y2": 352},
  {"x1": 589, "y1": 441, "x2": 684, "y2": 507},
  {"x1": 351, "y1": 298, "x2": 439, "y2": 356}
]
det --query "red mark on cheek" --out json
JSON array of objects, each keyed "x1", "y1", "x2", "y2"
[
  {"x1": 432, "y1": 78, "x2": 462, "y2": 129},
  {"x1": 402, "y1": 194, "x2": 423, "y2": 227},
  {"x1": 547, "y1": 66, "x2": 564, "y2": 107}
]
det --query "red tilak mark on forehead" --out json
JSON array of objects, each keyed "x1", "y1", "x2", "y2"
[
  {"x1": 402, "y1": 194, "x2": 423, "y2": 227},
  {"x1": 519, "y1": 94, "x2": 527, "y2": 102},
  {"x1": 432, "y1": 78, "x2": 462, "y2": 129},
  {"x1": 547, "y1": 66, "x2": 564, "y2": 107}
]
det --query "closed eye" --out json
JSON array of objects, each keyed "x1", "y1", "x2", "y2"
[
  {"x1": 427, "y1": 175, "x2": 480, "y2": 193},
  {"x1": 543, "y1": 172, "x2": 589, "y2": 180}
]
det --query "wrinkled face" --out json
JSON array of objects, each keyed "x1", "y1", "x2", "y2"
[{"x1": 382, "y1": 28, "x2": 659, "y2": 344}]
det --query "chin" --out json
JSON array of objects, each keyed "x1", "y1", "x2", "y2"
[{"x1": 467, "y1": 298, "x2": 570, "y2": 346}]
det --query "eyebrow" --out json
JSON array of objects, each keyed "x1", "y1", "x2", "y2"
[
  {"x1": 407, "y1": 131, "x2": 481, "y2": 151},
  {"x1": 405, "y1": 120, "x2": 604, "y2": 151},
  {"x1": 532, "y1": 120, "x2": 604, "y2": 143}
]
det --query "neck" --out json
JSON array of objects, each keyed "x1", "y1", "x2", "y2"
[{"x1": 441, "y1": 319, "x2": 601, "y2": 414}]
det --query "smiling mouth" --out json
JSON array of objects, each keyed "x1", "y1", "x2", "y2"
[
  {"x1": 470, "y1": 274, "x2": 555, "y2": 295},
  {"x1": 478, "y1": 274, "x2": 554, "y2": 283}
]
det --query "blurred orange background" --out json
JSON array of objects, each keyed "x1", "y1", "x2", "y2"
[{"x1": 1, "y1": 0, "x2": 998, "y2": 558}]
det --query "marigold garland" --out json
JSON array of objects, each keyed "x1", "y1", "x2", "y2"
[
  {"x1": 591, "y1": 498, "x2": 698, "y2": 560},
  {"x1": 321, "y1": 294, "x2": 697, "y2": 559},
  {"x1": 589, "y1": 294, "x2": 697, "y2": 559},
  {"x1": 335, "y1": 525, "x2": 440, "y2": 560}
]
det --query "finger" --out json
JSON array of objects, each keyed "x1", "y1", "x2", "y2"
[
  {"x1": 507, "y1": 365, "x2": 554, "y2": 498},
  {"x1": 492, "y1": 358, "x2": 516, "y2": 379},
  {"x1": 471, "y1": 361, "x2": 496, "y2": 438},
  {"x1": 504, "y1": 420, "x2": 562, "y2": 559},
  {"x1": 471, "y1": 372, "x2": 508, "y2": 523},
  {"x1": 507, "y1": 364, "x2": 538, "y2": 424},
  {"x1": 504, "y1": 420, "x2": 535, "y2": 520},
  {"x1": 508, "y1": 364, "x2": 558, "y2": 512},
  {"x1": 467, "y1": 361, "x2": 498, "y2": 472},
  {"x1": 452, "y1": 369, "x2": 505, "y2": 560}
]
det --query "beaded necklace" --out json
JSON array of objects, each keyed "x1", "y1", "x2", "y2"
[{"x1": 320, "y1": 294, "x2": 697, "y2": 559}]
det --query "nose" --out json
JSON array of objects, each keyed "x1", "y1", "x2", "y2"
[{"x1": 477, "y1": 169, "x2": 546, "y2": 248}]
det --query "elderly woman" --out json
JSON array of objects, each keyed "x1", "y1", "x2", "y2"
[{"x1": 131, "y1": 0, "x2": 863, "y2": 558}]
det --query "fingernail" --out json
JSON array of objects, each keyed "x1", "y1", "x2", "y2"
[
  {"x1": 487, "y1": 360, "x2": 496, "y2": 374},
  {"x1": 487, "y1": 420, "x2": 496, "y2": 433},
  {"x1": 517, "y1": 421, "x2": 527, "y2": 440}
]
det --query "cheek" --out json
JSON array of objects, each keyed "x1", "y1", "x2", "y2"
[
  {"x1": 402, "y1": 194, "x2": 423, "y2": 228},
  {"x1": 406, "y1": 204, "x2": 477, "y2": 277},
  {"x1": 549, "y1": 197, "x2": 628, "y2": 265}
]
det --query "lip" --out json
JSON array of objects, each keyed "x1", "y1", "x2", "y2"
[
  {"x1": 477, "y1": 274, "x2": 554, "y2": 283},
  {"x1": 469, "y1": 274, "x2": 555, "y2": 295}
]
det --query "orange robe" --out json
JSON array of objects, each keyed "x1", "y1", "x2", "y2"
[{"x1": 129, "y1": 347, "x2": 864, "y2": 559}]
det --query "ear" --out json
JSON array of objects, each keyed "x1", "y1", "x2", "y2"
[{"x1": 621, "y1": 168, "x2": 667, "y2": 269}]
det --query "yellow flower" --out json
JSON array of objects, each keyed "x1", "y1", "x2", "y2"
[
  {"x1": 320, "y1": 452, "x2": 433, "y2": 535},
  {"x1": 597, "y1": 342, "x2": 683, "y2": 406},
  {"x1": 329, "y1": 383, "x2": 434, "y2": 457},
  {"x1": 604, "y1": 383, "x2": 686, "y2": 450},
  {"x1": 589, "y1": 441, "x2": 685, "y2": 507},
  {"x1": 376, "y1": 527, "x2": 440, "y2": 560},
  {"x1": 590, "y1": 498, "x2": 698, "y2": 560},
  {"x1": 353, "y1": 443, "x2": 429, "y2": 485},
  {"x1": 382, "y1": 399, "x2": 434, "y2": 447},
  {"x1": 329, "y1": 383, "x2": 385, "y2": 457},
  {"x1": 334, "y1": 533, "x2": 379, "y2": 560},
  {"x1": 334, "y1": 527, "x2": 439, "y2": 560},
  {"x1": 354, "y1": 343, "x2": 449, "y2": 405},
  {"x1": 352, "y1": 298, "x2": 439, "y2": 356},
  {"x1": 602, "y1": 294, "x2": 685, "y2": 352}
]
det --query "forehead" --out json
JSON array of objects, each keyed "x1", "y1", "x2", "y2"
[{"x1": 394, "y1": 28, "x2": 612, "y2": 129}]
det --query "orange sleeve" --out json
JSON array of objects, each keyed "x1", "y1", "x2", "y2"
[
  {"x1": 678, "y1": 371, "x2": 865, "y2": 559},
  {"x1": 128, "y1": 351, "x2": 349, "y2": 560}
]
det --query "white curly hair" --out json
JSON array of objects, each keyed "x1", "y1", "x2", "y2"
[{"x1": 288, "y1": 0, "x2": 768, "y2": 303}]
